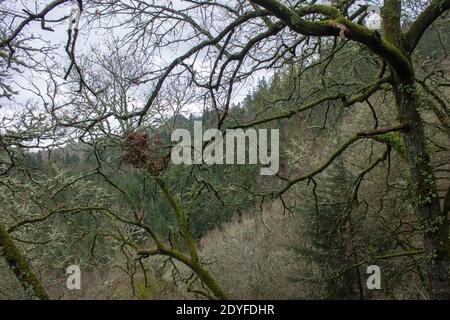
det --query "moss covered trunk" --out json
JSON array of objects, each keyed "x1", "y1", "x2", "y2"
[
  {"x1": 383, "y1": 0, "x2": 450, "y2": 299},
  {"x1": 394, "y1": 81, "x2": 450, "y2": 299},
  {"x1": 0, "y1": 222, "x2": 49, "y2": 300}
]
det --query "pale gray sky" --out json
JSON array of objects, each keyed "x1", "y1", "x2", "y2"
[{"x1": 4, "y1": 0, "x2": 267, "y2": 120}]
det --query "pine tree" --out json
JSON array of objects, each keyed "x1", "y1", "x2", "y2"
[{"x1": 295, "y1": 160, "x2": 362, "y2": 299}]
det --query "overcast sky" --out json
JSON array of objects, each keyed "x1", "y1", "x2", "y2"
[
  {"x1": 3, "y1": 0, "x2": 269, "y2": 120},
  {"x1": 2, "y1": 0, "x2": 389, "y2": 124}
]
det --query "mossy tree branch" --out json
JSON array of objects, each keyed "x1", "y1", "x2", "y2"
[
  {"x1": 277, "y1": 124, "x2": 407, "y2": 196},
  {"x1": 250, "y1": 0, "x2": 413, "y2": 80},
  {"x1": 0, "y1": 222, "x2": 49, "y2": 300},
  {"x1": 402, "y1": 0, "x2": 450, "y2": 54}
]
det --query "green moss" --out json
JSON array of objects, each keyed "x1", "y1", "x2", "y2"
[{"x1": 136, "y1": 281, "x2": 159, "y2": 300}]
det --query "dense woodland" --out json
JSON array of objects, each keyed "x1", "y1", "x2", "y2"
[{"x1": 0, "y1": 0, "x2": 449, "y2": 300}]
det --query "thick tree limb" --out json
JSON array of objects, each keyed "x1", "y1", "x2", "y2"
[
  {"x1": 250, "y1": 0, "x2": 413, "y2": 80},
  {"x1": 0, "y1": 222, "x2": 49, "y2": 300},
  {"x1": 403, "y1": 0, "x2": 450, "y2": 54}
]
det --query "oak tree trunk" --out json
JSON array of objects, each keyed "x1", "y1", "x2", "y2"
[
  {"x1": 394, "y1": 80, "x2": 450, "y2": 299},
  {"x1": 383, "y1": 0, "x2": 450, "y2": 299}
]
